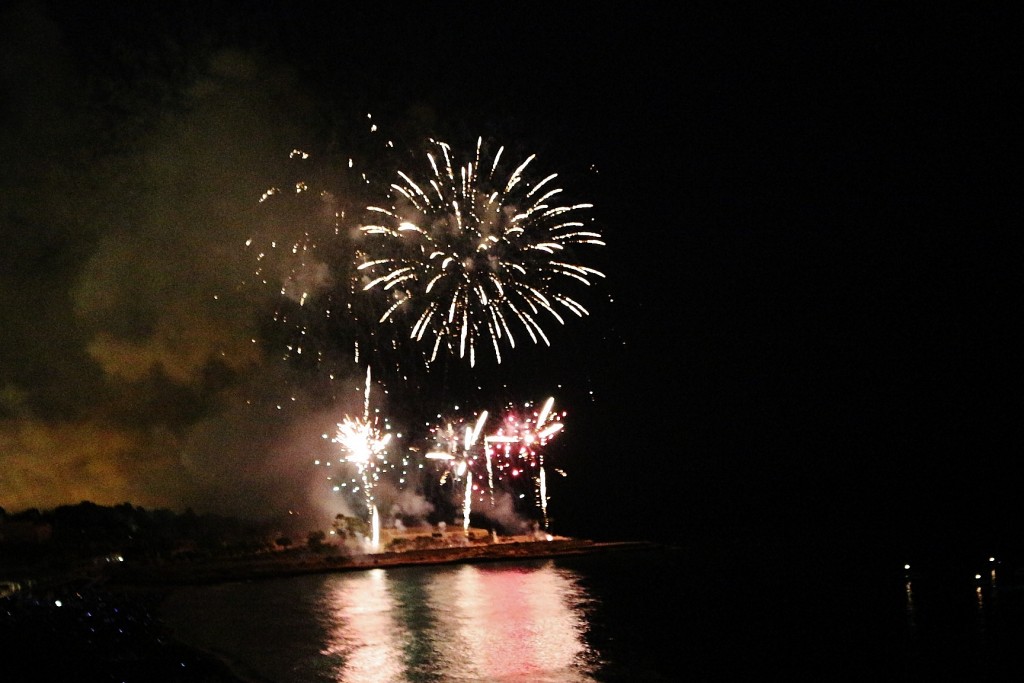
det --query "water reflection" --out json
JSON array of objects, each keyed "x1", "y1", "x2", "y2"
[
  {"x1": 321, "y1": 568, "x2": 407, "y2": 682},
  {"x1": 320, "y1": 561, "x2": 596, "y2": 682}
]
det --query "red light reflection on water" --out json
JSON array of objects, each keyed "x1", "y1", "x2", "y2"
[{"x1": 321, "y1": 562, "x2": 594, "y2": 682}]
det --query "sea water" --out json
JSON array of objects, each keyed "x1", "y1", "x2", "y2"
[{"x1": 158, "y1": 544, "x2": 1024, "y2": 681}]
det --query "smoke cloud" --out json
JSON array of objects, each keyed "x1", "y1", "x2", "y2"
[{"x1": 0, "y1": 5, "x2": 362, "y2": 525}]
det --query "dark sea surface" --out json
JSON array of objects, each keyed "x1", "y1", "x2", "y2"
[{"x1": 157, "y1": 541, "x2": 1024, "y2": 682}]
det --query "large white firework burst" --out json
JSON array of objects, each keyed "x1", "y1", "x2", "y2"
[{"x1": 357, "y1": 137, "x2": 605, "y2": 366}]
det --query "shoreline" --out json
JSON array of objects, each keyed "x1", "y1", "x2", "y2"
[{"x1": 106, "y1": 537, "x2": 662, "y2": 587}]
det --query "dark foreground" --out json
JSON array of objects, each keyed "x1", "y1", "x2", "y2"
[
  {"x1": 1, "y1": 538, "x2": 656, "y2": 682},
  {"x1": 1, "y1": 581, "x2": 244, "y2": 682}
]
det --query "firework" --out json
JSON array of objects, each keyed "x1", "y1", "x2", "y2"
[
  {"x1": 484, "y1": 396, "x2": 565, "y2": 529},
  {"x1": 243, "y1": 149, "x2": 350, "y2": 365},
  {"x1": 328, "y1": 367, "x2": 395, "y2": 547},
  {"x1": 426, "y1": 410, "x2": 489, "y2": 532},
  {"x1": 357, "y1": 137, "x2": 605, "y2": 367},
  {"x1": 243, "y1": 138, "x2": 448, "y2": 411}
]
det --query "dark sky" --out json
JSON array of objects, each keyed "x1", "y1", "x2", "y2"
[{"x1": 1, "y1": 3, "x2": 1017, "y2": 554}]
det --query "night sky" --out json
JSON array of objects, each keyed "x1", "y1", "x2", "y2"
[{"x1": 1, "y1": 3, "x2": 1017, "y2": 557}]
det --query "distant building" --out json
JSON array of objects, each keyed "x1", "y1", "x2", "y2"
[{"x1": 382, "y1": 524, "x2": 491, "y2": 550}]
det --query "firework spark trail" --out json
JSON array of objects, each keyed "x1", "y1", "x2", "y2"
[
  {"x1": 426, "y1": 410, "x2": 489, "y2": 532},
  {"x1": 358, "y1": 137, "x2": 605, "y2": 367}
]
